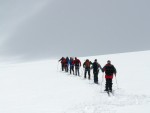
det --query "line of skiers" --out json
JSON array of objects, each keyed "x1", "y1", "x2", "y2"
[
  {"x1": 59, "y1": 57, "x2": 117, "y2": 92},
  {"x1": 58, "y1": 57, "x2": 81, "y2": 75}
]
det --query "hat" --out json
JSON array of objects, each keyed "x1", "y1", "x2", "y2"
[{"x1": 107, "y1": 60, "x2": 111, "y2": 63}]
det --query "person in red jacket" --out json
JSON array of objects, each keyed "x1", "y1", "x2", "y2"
[
  {"x1": 83, "y1": 59, "x2": 92, "y2": 79},
  {"x1": 74, "y1": 57, "x2": 81, "y2": 76},
  {"x1": 102, "y1": 60, "x2": 117, "y2": 92}
]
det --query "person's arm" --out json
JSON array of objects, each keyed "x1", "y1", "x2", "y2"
[
  {"x1": 99, "y1": 64, "x2": 103, "y2": 72},
  {"x1": 79, "y1": 60, "x2": 81, "y2": 66},
  {"x1": 90, "y1": 61, "x2": 93, "y2": 65},
  {"x1": 90, "y1": 63, "x2": 93, "y2": 69},
  {"x1": 58, "y1": 58, "x2": 62, "y2": 62},
  {"x1": 68, "y1": 60, "x2": 70, "y2": 65},
  {"x1": 102, "y1": 66, "x2": 105, "y2": 73},
  {"x1": 83, "y1": 62, "x2": 85, "y2": 68},
  {"x1": 113, "y1": 65, "x2": 117, "y2": 76}
]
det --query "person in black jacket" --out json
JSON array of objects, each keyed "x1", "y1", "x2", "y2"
[
  {"x1": 69, "y1": 57, "x2": 74, "y2": 74},
  {"x1": 58, "y1": 57, "x2": 65, "y2": 71},
  {"x1": 65, "y1": 57, "x2": 69, "y2": 72},
  {"x1": 102, "y1": 60, "x2": 117, "y2": 92},
  {"x1": 91, "y1": 59, "x2": 102, "y2": 84}
]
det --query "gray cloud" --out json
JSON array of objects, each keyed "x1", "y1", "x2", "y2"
[{"x1": 1, "y1": 0, "x2": 150, "y2": 61}]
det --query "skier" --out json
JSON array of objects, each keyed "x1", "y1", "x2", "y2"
[
  {"x1": 102, "y1": 60, "x2": 117, "y2": 92},
  {"x1": 83, "y1": 59, "x2": 92, "y2": 79},
  {"x1": 74, "y1": 57, "x2": 81, "y2": 76},
  {"x1": 65, "y1": 57, "x2": 69, "y2": 72},
  {"x1": 91, "y1": 59, "x2": 102, "y2": 84},
  {"x1": 58, "y1": 57, "x2": 66, "y2": 71},
  {"x1": 69, "y1": 57, "x2": 74, "y2": 74}
]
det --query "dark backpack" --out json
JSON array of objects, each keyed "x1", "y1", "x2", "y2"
[
  {"x1": 93, "y1": 62, "x2": 99, "y2": 72},
  {"x1": 105, "y1": 65, "x2": 115, "y2": 75}
]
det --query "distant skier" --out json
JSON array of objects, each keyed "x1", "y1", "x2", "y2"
[
  {"x1": 74, "y1": 57, "x2": 81, "y2": 76},
  {"x1": 102, "y1": 60, "x2": 117, "y2": 92},
  {"x1": 65, "y1": 57, "x2": 69, "y2": 72},
  {"x1": 83, "y1": 59, "x2": 92, "y2": 79},
  {"x1": 58, "y1": 57, "x2": 66, "y2": 71},
  {"x1": 69, "y1": 57, "x2": 74, "y2": 74},
  {"x1": 91, "y1": 59, "x2": 102, "y2": 84}
]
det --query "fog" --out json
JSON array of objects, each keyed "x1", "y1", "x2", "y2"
[{"x1": 0, "y1": 0, "x2": 150, "y2": 62}]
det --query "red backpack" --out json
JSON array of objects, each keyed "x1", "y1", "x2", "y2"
[
  {"x1": 75, "y1": 59, "x2": 80, "y2": 66},
  {"x1": 85, "y1": 60, "x2": 90, "y2": 68}
]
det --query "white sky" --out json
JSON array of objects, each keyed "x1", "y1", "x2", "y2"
[{"x1": 0, "y1": 0, "x2": 150, "y2": 61}]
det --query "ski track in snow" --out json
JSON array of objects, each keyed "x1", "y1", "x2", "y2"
[
  {"x1": 60, "y1": 72, "x2": 150, "y2": 113},
  {"x1": 65, "y1": 89, "x2": 150, "y2": 113}
]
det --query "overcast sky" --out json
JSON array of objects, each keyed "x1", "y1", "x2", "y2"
[{"x1": 0, "y1": 0, "x2": 150, "y2": 62}]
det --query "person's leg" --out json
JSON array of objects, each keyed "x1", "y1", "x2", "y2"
[
  {"x1": 72, "y1": 66, "x2": 74, "y2": 75},
  {"x1": 108, "y1": 79, "x2": 112, "y2": 91},
  {"x1": 70, "y1": 66, "x2": 72, "y2": 74},
  {"x1": 75, "y1": 67, "x2": 77, "y2": 75},
  {"x1": 61, "y1": 64, "x2": 63, "y2": 71},
  {"x1": 66, "y1": 65, "x2": 68, "y2": 72},
  {"x1": 94, "y1": 72, "x2": 96, "y2": 83},
  {"x1": 88, "y1": 69, "x2": 90, "y2": 79},
  {"x1": 94, "y1": 72, "x2": 98, "y2": 83},
  {"x1": 84, "y1": 69, "x2": 87, "y2": 78},
  {"x1": 95, "y1": 72, "x2": 98, "y2": 83},
  {"x1": 77, "y1": 67, "x2": 80, "y2": 76},
  {"x1": 105, "y1": 79, "x2": 109, "y2": 91},
  {"x1": 64, "y1": 64, "x2": 66, "y2": 71}
]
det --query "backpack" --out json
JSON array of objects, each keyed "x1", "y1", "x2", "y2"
[
  {"x1": 85, "y1": 61, "x2": 90, "y2": 68},
  {"x1": 75, "y1": 59, "x2": 80, "y2": 66},
  {"x1": 70, "y1": 59, "x2": 73, "y2": 65},
  {"x1": 105, "y1": 65, "x2": 115, "y2": 75},
  {"x1": 93, "y1": 62, "x2": 99, "y2": 71}
]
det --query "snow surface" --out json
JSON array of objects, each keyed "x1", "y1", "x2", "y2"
[{"x1": 0, "y1": 51, "x2": 150, "y2": 113}]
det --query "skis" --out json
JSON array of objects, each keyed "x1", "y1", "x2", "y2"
[
  {"x1": 107, "y1": 91, "x2": 110, "y2": 96},
  {"x1": 105, "y1": 90, "x2": 114, "y2": 97}
]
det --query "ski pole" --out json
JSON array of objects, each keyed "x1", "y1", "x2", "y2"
[
  {"x1": 114, "y1": 74, "x2": 119, "y2": 89},
  {"x1": 82, "y1": 68, "x2": 85, "y2": 77},
  {"x1": 100, "y1": 72, "x2": 104, "y2": 92},
  {"x1": 80, "y1": 67, "x2": 83, "y2": 76},
  {"x1": 57, "y1": 61, "x2": 59, "y2": 71},
  {"x1": 101, "y1": 73, "x2": 104, "y2": 85},
  {"x1": 82, "y1": 68, "x2": 85, "y2": 78}
]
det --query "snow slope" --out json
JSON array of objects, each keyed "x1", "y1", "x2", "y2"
[{"x1": 0, "y1": 51, "x2": 150, "y2": 113}]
